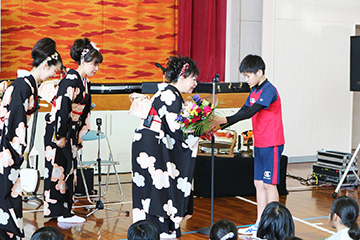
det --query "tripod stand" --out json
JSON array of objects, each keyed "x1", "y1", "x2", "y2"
[
  {"x1": 198, "y1": 74, "x2": 219, "y2": 235},
  {"x1": 332, "y1": 143, "x2": 360, "y2": 198},
  {"x1": 83, "y1": 118, "x2": 129, "y2": 218}
]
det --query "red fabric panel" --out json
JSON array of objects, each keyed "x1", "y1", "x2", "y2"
[{"x1": 178, "y1": 0, "x2": 227, "y2": 82}]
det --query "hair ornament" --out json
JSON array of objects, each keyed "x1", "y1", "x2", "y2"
[
  {"x1": 90, "y1": 41, "x2": 100, "y2": 51},
  {"x1": 220, "y1": 232, "x2": 234, "y2": 240},
  {"x1": 81, "y1": 48, "x2": 90, "y2": 58},
  {"x1": 44, "y1": 52, "x2": 59, "y2": 63},
  {"x1": 179, "y1": 63, "x2": 189, "y2": 77}
]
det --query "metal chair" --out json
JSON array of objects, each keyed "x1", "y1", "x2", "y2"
[{"x1": 76, "y1": 130, "x2": 124, "y2": 206}]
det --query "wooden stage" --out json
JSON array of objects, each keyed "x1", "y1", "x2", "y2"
[{"x1": 22, "y1": 162, "x2": 359, "y2": 240}]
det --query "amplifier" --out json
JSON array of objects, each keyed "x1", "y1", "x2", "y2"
[
  {"x1": 316, "y1": 150, "x2": 355, "y2": 169},
  {"x1": 312, "y1": 164, "x2": 357, "y2": 184}
]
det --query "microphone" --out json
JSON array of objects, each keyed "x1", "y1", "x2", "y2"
[
  {"x1": 155, "y1": 63, "x2": 166, "y2": 73},
  {"x1": 90, "y1": 103, "x2": 96, "y2": 110}
]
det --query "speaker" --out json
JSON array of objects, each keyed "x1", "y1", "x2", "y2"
[{"x1": 350, "y1": 36, "x2": 360, "y2": 91}]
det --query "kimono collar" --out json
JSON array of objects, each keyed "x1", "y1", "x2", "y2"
[
  {"x1": 17, "y1": 69, "x2": 38, "y2": 88},
  {"x1": 16, "y1": 69, "x2": 38, "y2": 89}
]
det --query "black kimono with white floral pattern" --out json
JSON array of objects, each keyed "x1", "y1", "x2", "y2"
[
  {"x1": 0, "y1": 71, "x2": 38, "y2": 240},
  {"x1": 43, "y1": 69, "x2": 91, "y2": 218},
  {"x1": 132, "y1": 85, "x2": 199, "y2": 238}
]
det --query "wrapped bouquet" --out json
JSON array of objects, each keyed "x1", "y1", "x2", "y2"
[{"x1": 175, "y1": 94, "x2": 217, "y2": 137}]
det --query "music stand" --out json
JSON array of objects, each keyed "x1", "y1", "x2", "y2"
[{"x1": 198, "y1": 74, "x2": 219, "y2": 234}]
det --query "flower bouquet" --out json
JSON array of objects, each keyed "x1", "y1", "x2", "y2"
[{"x1": 175, "y1": 94, "x2": 217, "y2": 137}]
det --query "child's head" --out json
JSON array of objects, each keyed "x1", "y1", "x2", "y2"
[
  {"x1": 209, "y1": 219, "x2": 237, "y2": 240},
  {"x1": 239, "y1": 54, "x2": 265, "y2": 75},
  {"x1": 127, "y1": 220, "x2": 160, "y2": 240},
  {"x1": 239, "y1": 55, "x2": 266, "y2": 88},
  {"x1": 257, "y1": 201, "x2": 295, "y2": 240},
  {"x1": 330, "y1": 196, "x2": 360, "y2": 239},
  {"x1": 30, "y1": 226, "x2": 64, "y2": 240}
]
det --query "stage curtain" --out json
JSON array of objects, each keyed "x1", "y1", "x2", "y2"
[
  {"x1": 177, "y1": 0, "x2": 227, "y2": 82},
  {"x1": 0, "y1": 0, "x2": 177, "y2": 84}
]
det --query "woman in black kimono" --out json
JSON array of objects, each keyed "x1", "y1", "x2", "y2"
[
  {"x1": 0, "y1": 38, "x2": 62, "y2": 240},
  {"x1": 132, "y1": 56, "x2": 200, "y2": 239},
  {"x1": 43, "y1": 38, "x2": 103, "y2": 223}
]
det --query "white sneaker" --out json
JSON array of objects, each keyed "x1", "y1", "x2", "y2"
[
  {"x1": 238, "y1": 224, "x2": 258, "y2": 235},
  {"x1": 57, "y1": 215, "x2": 86, "y2": 223}
]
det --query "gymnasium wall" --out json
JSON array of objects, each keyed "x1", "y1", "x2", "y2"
[{"x1": 262, "y1": 0, "x2": 360, "y2": 158}]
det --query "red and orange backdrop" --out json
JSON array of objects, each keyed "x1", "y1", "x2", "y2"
[{"x1": 1, "y1": 0, "x2": 178, "y2": 84}]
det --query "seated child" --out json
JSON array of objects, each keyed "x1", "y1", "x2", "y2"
[
  {"x1": 257, "y1": 201, "x2": 295, "y2": 240},
  {"x1": 327, "y1": 196, "x2": 360, "y2": 240},
  {"x1": 30, "y1": 226, "x2": 64, "y2": 240},
  {"x1": 209, "y1": 219, "x2": 237, "y2": 240}
]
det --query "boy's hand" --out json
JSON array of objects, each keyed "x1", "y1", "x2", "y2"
[{"x1": 209, "y1": 116, "x2": 228, "y2": 132}]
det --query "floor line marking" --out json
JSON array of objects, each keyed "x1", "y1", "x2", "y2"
[
  {"x1": 23, "y1": 201, "x2": 132, "y2": 214},
  {"x1": 235, "y1": 196, "x2": 335, "y2": 235}
]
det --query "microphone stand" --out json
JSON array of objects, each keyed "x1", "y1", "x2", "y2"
[
  {"x1": 198, "y1": 74, "x2": 219, "y2": 234},
  {"x1": 85, "y1": 118, "x2": 104, "y2": 218}
]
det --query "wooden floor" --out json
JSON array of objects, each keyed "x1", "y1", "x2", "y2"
[{"x1": 22, "y1": 162, "x2": 360, "y2": 240}]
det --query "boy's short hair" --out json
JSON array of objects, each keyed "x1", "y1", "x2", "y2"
[
  {"x1": 127, "y1": 220, "x2": 160, "y2": 240},
  {"x1": 239, "y1": 54, "x2": 266, "y2": 75},
  {"x1": 30, "y1": 226, "x2": 64, "y2": 240}
]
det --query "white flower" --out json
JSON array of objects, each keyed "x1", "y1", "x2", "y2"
[
  {"x1": 52, "y1": 167, "x2": 62, "y2": 178},
  {"x1": 163, "y1": 199, "x2": 178, "y2": 217},
  {"x1": 177, "y1": 177, "x2": 192, "y2": 197},
  {"x1": 167, "y1": 162, "x2": 179, "y2": 179},
  {"x1": 8, "y1": 168, "x2": 20, "y2": 184},
  {"x1": 158, "y1": 105, "x2": 168, "y2": 118},
  {"x1": 136, "y1": 152, "x2": 156, "y2": 169},
  {"x1": 166, "y1": 112, "x2": 181, "y2": 132},
  {"x1": 133, "y1": 132, "x2": 142, "y2": 142},
  {"x1": 152, "y1": 169, "x2": 170, "y2": 189},
  {"x1": 133, "y1": 172, "x2": 145, "y2": 187},
  {"x1": 160, "y1": 90, "x2": 176, "y2": 106},
  {"x1": 162, "y1": 134, "x2": 175, "y2": 150},
  {"x1": 185, "y1": 135, "x2": 199, "y2": 148},
  {"x1": 142, "y1": 198, "x2": 151, "y2": 213},
  {"x1": 66, "y1": 74, "x2": 77, "y2": 80},
  {"x1": 170, "y1": 216, "x2": 182, "y2": 229},
  {"x1": 132, "y1": 208, "x2": 146, "y2": 223},
  {"x1": 0, "y1": 208, "x2": 10, "y2": 225}
]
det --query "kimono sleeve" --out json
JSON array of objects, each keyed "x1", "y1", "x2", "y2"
[
  {"x1": 54, "y1": 79, "x2": 76, "y2": 139},
  {"x1": 2, "y1": 82, "x2": 31, "y2": 156},
  {"x1": 154, "y1": 89, "x2": 183, "y2": 144}
]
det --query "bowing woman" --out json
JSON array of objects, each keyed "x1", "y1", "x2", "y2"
[
  {"x1": 0, "y1": 38, "x2": 62, "y2": 240},
  {"x1": 43, "y1": 38, "x2": 103, "y2": 223},
  {"x1": 132, "y1": 55, "x2": 200, "y2": 239}
]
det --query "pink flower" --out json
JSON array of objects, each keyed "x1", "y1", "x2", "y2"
[{"x1": 203, "y1": 105, "x2": 212, "y2": 115}]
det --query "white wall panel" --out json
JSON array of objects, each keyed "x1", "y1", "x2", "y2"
[{"x1": 263, "y1": 0, "x2": 360, "y2": 158}]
